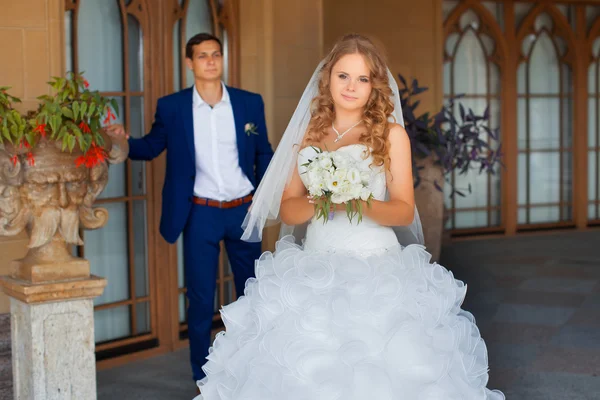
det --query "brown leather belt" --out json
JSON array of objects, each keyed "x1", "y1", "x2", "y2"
[{"x1": 192, "y1": 194, "x2": 253, "y2": 209}]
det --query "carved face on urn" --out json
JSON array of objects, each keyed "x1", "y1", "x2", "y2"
[{"x1": 0, "y1": 140, "x2": 109, "y2": 249}]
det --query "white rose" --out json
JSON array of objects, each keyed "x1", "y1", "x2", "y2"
[
  {"x1": 350, "y1": 184, "x2": 363, "y2": 199},
  {"x1": 360, "y1": 187, "x2": 372, "y2": 201},
  {"x1": 333, "y1": 168, "x2": 347, "y2": 182},
  {"x1": 346, "y1": 168, "x2": 361, "y2": 185},
  {"x1": 338, "y1": 182, "x2": 353, "y2": 196},
  {"x1": 360, "y1": 171, "x2": 371, "y2": 184},
  {"x1": 307, "y1": 168, "x2": 322, "y2": 185},
  {"x1": 309, "y1": 184, "x2": 324, "y2": 197},
  {"x1": 318, "y1": 155, "x2": 333, "y2": 170},
  {"x1": 332, "y1": 152, "x2": 350, "y2": 168},
  {"x1": 331, "y1": 192, "x2": 352, "y2": 204}
]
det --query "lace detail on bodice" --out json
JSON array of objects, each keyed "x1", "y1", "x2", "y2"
[{"x1": 297, "y1": 144, "x2": 398, "y2": 254}]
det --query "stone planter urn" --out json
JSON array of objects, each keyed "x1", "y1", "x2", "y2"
[
  {"x1": 413, "y1": 155, "x2": 444, "y2": 262},
  {"x1": 0, "y1": 134, "x2": 127, "y2": 400}
]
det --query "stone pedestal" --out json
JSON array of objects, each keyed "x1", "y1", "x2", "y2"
[{"x1": 0, "y1": 275, "x2": 106, "y2": 400}]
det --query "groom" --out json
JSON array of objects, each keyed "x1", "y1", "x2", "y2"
[{"x1": 106, "y1": 33, "x2": 273, "y2": 383}]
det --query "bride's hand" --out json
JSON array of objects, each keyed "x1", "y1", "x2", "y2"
[
  {"x1": 306, "y1": 196, "x2": 347, "y2": 211},
  {"x1": 307, "y1": 195, "x2": 330, "y2": 210},
  {"x1": 333, "y1": 203, "x2": 348, "y2": 211},
  {"x1": 306, "y1": 195, "x2": 321, "y2": 206}
]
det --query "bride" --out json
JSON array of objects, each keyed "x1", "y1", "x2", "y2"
[{"x1": 195, "y1": 34, "x2": 505, "y2": 400}]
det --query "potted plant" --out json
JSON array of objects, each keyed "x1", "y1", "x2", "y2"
[
  {"x1": 398, "y1": 74, "x2": 502, "y2": 261},
  {"x1": 0, "y1": 73, "x2": 128, "y2": 281}
]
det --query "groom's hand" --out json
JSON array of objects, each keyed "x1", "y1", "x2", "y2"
[{"x1": 105, "y1": 124, "x2": 130, "y2": 140}]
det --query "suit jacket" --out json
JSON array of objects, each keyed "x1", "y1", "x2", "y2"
[{"x1": 128, "y1": 86, "x2": 274, "y2": 244}]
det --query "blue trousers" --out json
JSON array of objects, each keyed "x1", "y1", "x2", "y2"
[{"x1": 183, "y1": 202, "x2": 261, "y2": 381}]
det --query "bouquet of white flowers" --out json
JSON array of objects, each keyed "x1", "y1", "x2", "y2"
[{"x1": 301, "y1": 147, "x2": 374, "y2": 223}]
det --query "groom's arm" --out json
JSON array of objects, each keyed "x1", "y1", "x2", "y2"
[
  {"x1": 254, "y1": 95, "x2": 274, "y2": 184},
  {"x1": 128, "y1": 98, "x2": 169, "y2": 161}
]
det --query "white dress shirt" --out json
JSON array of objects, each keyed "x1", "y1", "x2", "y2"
[{"x1": 192, "y1": 83, "x2": 254, "y2": 201}]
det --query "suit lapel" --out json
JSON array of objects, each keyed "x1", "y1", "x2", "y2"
[
  {"x1": 228, "y1": 87, "x2": 247, "y2": 167},
  {"x1": 181, "y1": 88, "x2": 195, "y2": 160}
]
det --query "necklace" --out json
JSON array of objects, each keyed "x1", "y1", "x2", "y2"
[{"x1": 332, "y1": 120, "x2": 362, "y2": 143}]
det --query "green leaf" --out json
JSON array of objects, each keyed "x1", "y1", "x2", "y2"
[
  {"x1": 48, "y1": 115, "x2": 57, "y2": 134},
  {"x1": 110, "y1": 98, "x2": 119, "y2": 116},
  {"x1": 57, "y1": 126, "x2": 68, "y2": 140},
  {"x1": 49, "y1": 78, "x2": 59, "y2": 90},
  {"x1": 67, "y1": 80, "x2": 76, "y2": 97},
  {"x1": 80, "y1": 102, "x2": 87, "y2": 119},
  {"x1": 72, "y1": 125, "x2": 82, "y2": 138},
  {"x1": 73, "y1": 101, "x2": 80, "y2": 121},
  {"x1": 51, "y1": 115, "x2": 62, "y2": 138},
  {"x1": 90, "y1": 118, "x2": 99, "y2": 132},
  {"x1": 26, "y1": 132, "x2": 35, "y2": 144},
  {"x1": 88, "y1": 103, "x2": 96, "y2": 118},
  {"x1": 76, "y1": 135, "x2": 85, "y2": 150},
  {"x1": 345, "y1": 202, "x2": 352, "y2": 223},
  {"x1": 2, "y1": 126, "x2": 12, "y2": 143},
  {"x1": 61, "y1": 107, "x2": 73, "y2": 119},
  {"x1": 62, "y1": 135, "x2": 69, "y2": 151},
  {"x1": 94, "y1": 132, "x2": 105, "y2": 146},
  {"x1": 67, "y1": 134, "x2": 76, "y2": 152}
]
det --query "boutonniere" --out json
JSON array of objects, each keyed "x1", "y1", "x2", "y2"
[{"x1": 244, "y1": 122, "x2": 258, "y2": 136}]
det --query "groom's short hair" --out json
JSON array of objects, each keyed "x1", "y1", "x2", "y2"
[{"x1": 186, "y1": 33, "x2": 223, "y2": 59}]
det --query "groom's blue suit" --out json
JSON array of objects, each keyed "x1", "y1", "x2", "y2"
[{"x1": 127, "y1": 86, "x2": 273, "y2": 380}]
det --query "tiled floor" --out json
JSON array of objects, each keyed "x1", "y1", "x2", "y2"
[
  {"x1": 443, "y1": 230, "x2": 600, "y2": 399},
  {"x1": 0, "y1": 314, "x2": 11, "y2": 400},
  {"x1": 98, "y1": 230, "x2": 600, "y2": 399}
]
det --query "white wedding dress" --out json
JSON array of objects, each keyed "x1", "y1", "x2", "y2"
[{"x1": 196, "y1": 145, "x2": 505, "y2": 400}]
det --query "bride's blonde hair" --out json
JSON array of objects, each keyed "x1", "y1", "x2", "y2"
[{"x1": 304, "y1": 34, "x2": 395, "y2": 168}]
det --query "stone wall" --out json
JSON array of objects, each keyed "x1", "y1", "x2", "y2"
[{"x1": 0, "y1": 0, "x2": 65, "y2": 314}]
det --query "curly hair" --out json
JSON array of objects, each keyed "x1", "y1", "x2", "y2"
[{"x1": 303, "y1": 34, "x2": 396, "y2": 168}]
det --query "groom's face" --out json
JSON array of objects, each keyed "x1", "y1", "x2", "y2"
[{"x1": 186, "y1": 40, "x2": 223, "y2": 82}]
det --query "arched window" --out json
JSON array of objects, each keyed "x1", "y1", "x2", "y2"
[
  {"x1": 588, "y1": 15, "x2": 600, "y2": 224},
  {"x1": 444, "y1": 3, "x2": 505, "y2": 232},
  {"x1": 516, "y1": 8, "x2": 576, "y2": 228},
  {"x1": 172, "y1": 0, "x2": 238, "y2": 90},
  {"x1": 64, "y1": 0, "x2": 241, "y2": 359},
  {"x1": 444, "y1": 1, "x2": 600, "y2": 235},
  {"x1": 64, "y1": 0, "x2": 155, "y2": 353}
]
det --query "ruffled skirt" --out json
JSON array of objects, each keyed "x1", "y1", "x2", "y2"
[{"x1": 195, "y1": 237, "x2": 505, "y2": 400}]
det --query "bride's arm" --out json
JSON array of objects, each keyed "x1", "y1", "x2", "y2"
[
  {"x1": 279, "y1": 165, "x2": 315, "y2": 225},
  {"x1": 362, "y1": 124, "x2": 415, "y2": 226}
]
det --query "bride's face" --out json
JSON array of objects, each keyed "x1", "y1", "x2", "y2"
[{"x1": 329, "y1": 53, "x2": 372, "y2": 112}]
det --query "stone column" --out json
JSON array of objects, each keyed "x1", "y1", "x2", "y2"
[{"x1": 0, "y1": 257, "x2": 106, "y2": 400}]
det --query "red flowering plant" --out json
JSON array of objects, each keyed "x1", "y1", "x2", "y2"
[{"x1": 0, "y1": 72, "x2": 118, "y2": 168}]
